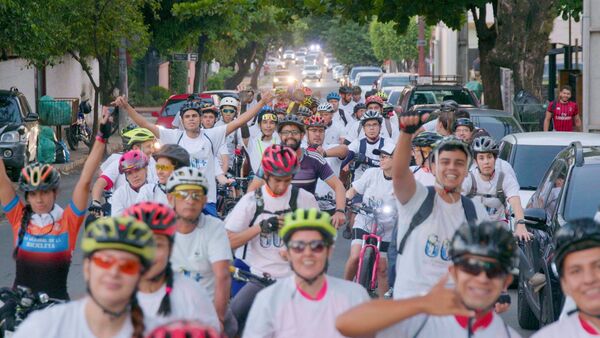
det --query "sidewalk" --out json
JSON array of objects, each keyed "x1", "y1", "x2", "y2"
[{"x1": 54, "y1": 133, "x2": 123, "y2": 175}]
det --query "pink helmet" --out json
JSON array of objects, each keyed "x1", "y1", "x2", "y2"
[{"x1": 118, "y1": 150, "x2": 149, "y2": 174}]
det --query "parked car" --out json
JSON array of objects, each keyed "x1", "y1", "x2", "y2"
[
  {"x1": 302, "y1": 65, "x2": 322, "y2": 81},
  {"x1": 283, "y1": 50, "x2": 295, "y2": 60},
  {"x1": 332, "y1": 65, "x2": 345, "y2": 82},
  {"x1": 518, "y1": 142, "x2": 600, "y2": 330},
  {"x1": 387, "y1": 90, "x2": 402, "y2": 106},
  {"x1": 378, "y1": 72, "x2": 412, "y2": 92},
  {"x1": 355, "y1": 72, "x2": 382, "y2": 94},
  {"x1": 152, "y1": 93, "x2": 213, "y2": 128},
  {"x1": 328, "y1": 61, "x2": 339, "y2": 72},
  {"x1": 349, "y1": 66, "x2": 383, "y2": 86},
  {"x1": 0, "y1": 88, "x2": 39, "y2": 180},
  {"x1": 265, "y1": 57, "x2": 285, "y2": 70}
]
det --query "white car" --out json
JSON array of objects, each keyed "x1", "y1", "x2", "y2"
[
  {"x1": 265, "y1": 57, "x2": 285, "y2": 70},
  {"x1": 378, "y1": 72, "x2": 413, "y2": 92},
  {"x1": 283, "y1": 50, "x2": 295, "y2": 60},
  {"x1": 332, "y1": 65, "x2": 345, "y2": 82},
  {"x1": 302, "y1": 65, "x2": 322, "y2": 81},
  {"x1": 355, "y1": 72, "x2": 382, "y2": 94}
]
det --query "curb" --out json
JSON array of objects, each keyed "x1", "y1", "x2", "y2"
[{"x1": 57, "y1": 142, "x2": 123, "y2": 175}]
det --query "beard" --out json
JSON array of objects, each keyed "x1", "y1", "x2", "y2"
[{"x1": 284, "y1": 138, "x2": 300, "y2": 150}]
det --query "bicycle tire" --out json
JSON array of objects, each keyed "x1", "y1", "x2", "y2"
[
  {"x1": 65, "y1": 126, "x2": 79, "y2": 151},
  {"x1": 82, "y1": 125, "x2": 93, "y2": 149},
  {"x1": 357, "y1": 246, "x2": 376, "y2": 293}
]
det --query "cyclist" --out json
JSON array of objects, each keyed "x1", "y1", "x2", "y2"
[
  {"x1": 411, "y1": 131, "x2": 443, "y2": 186},
  {"x1": 14, "y1": 216, "x2": 156, "y2": 338},
  {"x1": 111, "y1": 149, "x2": 149, "y2": 216},
  {"x1": 336, "y1": 221, "x2": 520, "y2": 338},
  {"x1": 123, "y1": 202, "x2": 220, "y2": 332},
  {"x1": 532, "y1": 218, "x2": 600, "y2": 337},
  {"x1": 462, "y1": 136, "x2": 531, "y2": 241},
  {"x1": 338, "y1": 86, "x2": 356, "y2": 120},
  {"x1": 344, "y1": 142, "x2": 396, "y2": 297},
  {"x1": 0, "y1": 113, "x2": 109, "y2": 300},
  {"x1": 392, "y1": 108, "x2": 488, "y2": 299},
  {"x1": 244, "y1": 209, "x2": 370, "y2": 338},
  {"x1": 225, "y1": 145, "x2": 319, "y2": 334},
  {"x1": 112, "y1": 90, "x2": 273, "y2": 217},
  {"x1": 135, "y1": 144, "x2": 190, "y2": 205},
  {"x1": 200, "y1": 103, "x2": 219, "y2": 129},
  {"x1": 326, "y1": 91, "x2": 350, "y2": 129},
  {"x1": 242, "y1": 107, "x2": 280, "y2": 174},
  {"x1": 166, "y1": 167, "x2": 232, "y2": 326},
  {"x1": 361, "y1": 95, "x2": 399, "y2": 141},
  {"x1": 217, "y1": 96, "x2": 241, "y2": 172},
  {"x1": 316, "y1": 102, "x2": 345, "y2": 146},
  {"x1": 352, "y1": 85, "x2": 364, "y2": 103},
  {"x1": 453, "y1": 117, "x2": 475, "y2": 144}
]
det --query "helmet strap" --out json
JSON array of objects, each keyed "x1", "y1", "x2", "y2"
[
  {"x1": 86, "y1": 282, "x2": 131, "y2": 318},
  {"x1": 577, "y1": 308, "x2": 600, "y2": 320}
]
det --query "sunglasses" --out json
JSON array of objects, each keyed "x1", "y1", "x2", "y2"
[
  {"x1": 172, "y1": 190, "x2": 204, "y2": 201},
  {"x1": 155, "y1": 164, "x2": 175, "y2": 171},
  {"x1": 287, "y1": 240, "x2": 328, "y2": 254},
  {"x1": 280, "y1": 130, "x2": 302, "y2": 136},
  {"x1": 221, "y1": 108, "x2": 236, "y2": 114},
  {"x1": 92, "y1": 255, "x2": 141, "y2": 275},
  {"x1": 455, "y1": 257, "x2": 507, "y2": 279}
]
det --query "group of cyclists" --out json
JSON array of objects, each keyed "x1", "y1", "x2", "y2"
[{"x1": 1, "y1": 80, "x2": 599, "y2": 338}]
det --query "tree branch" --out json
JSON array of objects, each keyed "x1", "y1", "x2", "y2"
[{"x1": 69, "y1": 51, "x2": 98, "y2": 90}]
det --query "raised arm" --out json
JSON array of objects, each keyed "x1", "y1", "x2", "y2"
[
  {"x1": 226, "y1": 91, "x2": 273, "y2": 136},
  {"x1": 0, "y1": 157, "x2": 16, "y2": 207},
  {"x1": 113, "y1": 96, "x2": 159, "y2": 137}
]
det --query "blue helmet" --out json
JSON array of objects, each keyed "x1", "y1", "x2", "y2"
[{"x1": 326, "y1": 92, "x2": 341, "y2": 102}]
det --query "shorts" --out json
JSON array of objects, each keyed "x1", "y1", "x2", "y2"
[{"x1": 351, "y1": 228, "x2": 389, "y2": 254}]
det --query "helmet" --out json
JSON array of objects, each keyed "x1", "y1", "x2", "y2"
[
  {"x1": 302, "y1": 87, "x2": 313, "y2": 96},
  {"x1": 280, "y1": 208, "x2": 336, "y2": 245},
  {"x1": 440, "y1": 100, "x2": 459, "y2": 112},
  {"x1": 305, "y1": 114, "x2": 326, "y2": 129},
  {"x1": 123, "y1": 202, "x2": 176, "y2": 240},
  {"x1": 365, "y1": 95, "x2": 384, "y2": 108},
  {"x1": 277, "y1": 115, "x2": 305, "y2": 133},
  {"x1": 326, "y1": 92, "x2": 341, "y2": 101},
  {"x1": 166, "y1": 167, "x2": 208, "y2": 193},
  {"x1": 449, "y1": 221, "x2": 519, "y2": 273},
  {"x1": 471, "y1": 128, "x2": 491, "y2": 140},
  {"x1": 296, "y1": 105, "x2": 311, "y2": 117},
  {"x1": 119, "y1": 150, "x2": 149, "y2": 174},
  {"x1": 200, "y1": 102, "x2": 219, "y2": 116},
  {"x1": 383, "y1": 102, "x2": 394, "y2": 114},
  {"x1": 452, "y1": 118, "x2": 475, "y2": 132},
  {"x1": 120, "y1": 123, "x2": 137, "y2": 136},
  {"x1": 257, "y1": 108, "x2": 278, "y2": 124},
  {"x1": 553, "y1": 218, "x2": 600, "y2": 276},
  {"x1": 19, "y1": 164, "x2": 60, "y2": 192},
  {"x1": 146, "y1": 320, "x2": 223, "y2": 338},
  {"x1": 152, "y1": 144, "x2": 190, "y2": 169},
  {"x1": 180, "y1": 101, "x2": 202, "y2": 116},
  {"x1": 303, "y1": 96, "x2": 318, "y2": 109},
  {"x1": 339, "y1": 86, "x2": 352, "y2": 94},
  {"x1": 471, "y1": 136, "x2": 499, "y2": 155},
  {"x1": 82, "y1": 216, "x2": 156, "y2": 269},
  {"x1": 316, "y1": 102, "x2": 334, "y2": 113},
  {"x1": 261, "y1": 145, "x2": 299, "y2": 177},
  {"x1": 412, "y1": 132, "x2": 443, "y2": 148},
  {"x1": 360, "y1": 110, "x2": 383, "y2": 125},
  {"x1": 219, "y1": 96, "x2": 239, "y2": 109},
  {"x1": 374, "y1": 91, "x2": 388, "y2": 101},
  {"x1": 353, "y1": 103, "x2": 367, "y2": 114},
  {"x1": 352, "y1": 86, "x2": 362, "y2": 94},
  {"x1": 432, "y1": 135, "x2": 472, "y2": 165},
  {"x1": 122, "y1": 128, "x2": 155, "y2": 146}
]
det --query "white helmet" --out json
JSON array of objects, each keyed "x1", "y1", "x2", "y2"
[
  {"x1": 166, "y1": 167, "x2": 208, "y2": 193},
  {"x1": 219, "y1": 97, "x2": 239, "y2": 109},
  {"x1": 317, "y1": 102, "x2": 333, "y2": 113}
]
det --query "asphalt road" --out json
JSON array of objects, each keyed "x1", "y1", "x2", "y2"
[{"x1": 0, "y1": 66, "x2": 535, "y2": 336}]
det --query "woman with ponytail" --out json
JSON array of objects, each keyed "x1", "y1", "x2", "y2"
[
  {"x1": 123, "y1": 202, "x2": 220, "y2": 333},
  {"x1": 15, "y1": 216, "x2": 155, "y2": 338}
]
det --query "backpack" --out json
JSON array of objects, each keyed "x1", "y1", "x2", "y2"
[
  {"x1": 338, "y1": 108, "x2": 348, "y2": 126},
  {"x1": 466, "y1": 171, "x2": 507, "y2": 205},
  {"x1": 54, "y1": 140, "x2": 70, "y2": 164},
  {"x1": 37, "y1": 126, "x2": 56, "y2": 164},
  {"x1": 358, "y1": 137, "x2": 385, "y2": 167},
  {"x1": 241, "y1": 185, "x2": 300, "y2": 259},
  {"x1": 397, "y1": 186, "x2": 478, "y2": 254}
]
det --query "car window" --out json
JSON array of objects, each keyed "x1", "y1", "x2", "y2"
[
  {"x1": 358, "y1": 75, "x2": 380, "y2": 86},
  {"x1": 473, "y1": 116, "x2": 523, "y2": 143},
  {"x1": 409, "y1": 89, "x2": 474, "y2": 107},
  {"x1": 388, "y1": 91, "x2": 401, "y2": 106},
  {"x1": 18, "y1": 96, "x2": 31, "y2": 116},
  {"x1": 161, "y1": 99, "x2": 188, "y2": 117},
  {"x1": 381, "y1": 77, "x2": 410, "y2": 87},
  {"x1": 510, "y1": 145, "x2": 566, "y2": 190},
  {"x1": 563, "y1": 165, "x2": 600, "y2": 220},
  {"x1": 498, "y1": 141, "x2": 513, "y2": 163},
  {"x1": 0, "y1": 96, "x2": 21, "y2": 123},
  {"x1": 531, "y1": 158, "x2": 567, "y2": 219}
]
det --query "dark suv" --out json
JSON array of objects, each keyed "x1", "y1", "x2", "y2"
[
  {"x1": 518, "y1": 142, "x2": 600, "y2": 330},
  {"x1": 0, "y1": 88, "x2": 39, "y2": 180},
  {"x1": 395, "y1": 77, "x2": 480, "y2": 114}
]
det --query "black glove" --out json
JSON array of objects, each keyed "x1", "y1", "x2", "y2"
[
  {"x1": 88, "y1": 200, "x2": 104, "y2": 216},
  {"x1": 354, "y1": 153, "x2": 367, "y2": 164},
  {"x1": 97, "y1": 109, "x2": 115, "y2": 141},
  {"x1": 259, "y1": 216, "x2": 279, "y2": 233},
  {"x1": 399, "y1": 108, "x2": 428, "y2": 134}
]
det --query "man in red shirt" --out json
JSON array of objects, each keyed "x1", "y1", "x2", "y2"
[{"x1": 544, "y1": 85, "x2": 582, "y2": 132}]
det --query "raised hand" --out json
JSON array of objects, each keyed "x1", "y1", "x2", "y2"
[{"x1": 421, "y1": 274, "x2": 475, "y2": 317}]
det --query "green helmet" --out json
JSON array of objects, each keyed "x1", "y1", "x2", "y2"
[
  {"x1": 280, "y1": 208, "x2": 336, "y2": 245},
  {"x1": 122, "y1": 128, "x2": 155, "y2": 147}
]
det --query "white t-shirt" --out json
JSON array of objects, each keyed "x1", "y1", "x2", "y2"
[
  {"x1": 423, "y1": 118, "x2": 438, "y2": 132},
  {"x1": 14, "y1": 298, "x2": 133, "y2": 338},
  {"x1": 324, "y1": 123, "x2": 345, "y2": 146},
  {"x1": 245, "y1": 134, "x2": 280, "y2": 173},
  {"x1": 137, "y1": 274, "x2": 220, "y2": 333},
  {"x1": 393, "y1": 181, "x2": 489, "y2": 299},
  {"x1": 315, "y1": 145, "x2": 344, "y2": 211},
  {"x1": 411, "y1": 166, "x2": 436, "y2": 186},
  {"x1": 462, "y1": 168, "x2": 520, "y2": 221},
  {"x1": 532, "y1": 313, "x2": 598, "y2": 338},
  {"x1": 348, "y1": 137, "x2": 393, "y2": 181},
  {"x1": 345, "y1": 117, "x2": 400, "y2": 144},
  {"x1": 377, "y1": 312, "x2": 520, "y2": 338},
  {"x1": 352, "y1": 168, "x2": 396, "y2": 242},
  {"x1": 159, "y1": 126, "x2": 227, "y2": 203},
  {"x1": 170, "y1": 215, "x2": 232, "y2": 299},
  {"x1": 100, "y1": 154, "x2": 157, "y2": 199},
  {"x1": 339, "y1": 101, "x2": 356, "y2": 118},
  {"x1": 243, "y1": 276, "x2": 370, "y2": 338},
  {"x1": 135, "y1": 183, "x2": 168, "y2": 205},
  {"x1": 224, "y1": 185, "x2": 319, "y2": 278},
  {"x1": 111, "y1": 183, "x2": 141, "y2": 216}
]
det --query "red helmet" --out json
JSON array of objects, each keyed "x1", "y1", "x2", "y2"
[
  {"x1": 123, "y1": 202, "x2": 176, "y2": 239},
  {"x1": 146, "y1": 320, "x2": 223, "y2": 338},
  {"x1": 304, "y1": 114, "x2": 326, "y2": 128},
  {"x1": 302, "y1": 86, "x2": 313, "y2": 96},
  {"x1": 365, "y1": 95, "x2": 384, "y2": 107},
  {"x1": 261, "y1": 145, "x2": 299, "y2": 177},
  {"x1": 119, "y1": 150, "x2": 149, "y2": 174}
]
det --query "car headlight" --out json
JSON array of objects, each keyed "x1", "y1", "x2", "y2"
[
  {"x1": 287, "y1": 76, "x2": 295, "y2": 84},
  {"x1": 273, "y1": 78, "x2": 279, "y2": 82},
  {"x1": 1, "y1": 131, "x2": 20, "y2": 143},
  {"x1": 302, "y1": 71, "x2": 306, "y2": 75}
]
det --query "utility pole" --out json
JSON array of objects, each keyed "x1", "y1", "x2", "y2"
[
  {"x1": 418, "y1": 16, "x2": 426, "y2": 76},
  {"x1": 118, "y1": 38, "x2": 129, "y2": 130}
]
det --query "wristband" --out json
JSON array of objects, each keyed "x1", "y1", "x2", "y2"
[
  {"x1": 323, "y1": 150, "x2": 328, "y2": 158},
  {"x1": 335, "y1": 209, "x2": 345, "y2": 214},
  {"x1": 95, "y1": 135, "x2": 107, "y2": 144}
]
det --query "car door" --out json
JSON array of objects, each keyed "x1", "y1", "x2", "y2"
[{"x1": 18, "y1": 95, "x2": 38, "y2": 161}]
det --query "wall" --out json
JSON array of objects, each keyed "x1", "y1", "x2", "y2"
[
  {"x1": 158, "y1": 61, "x2": 169, "y2": 89},
  {"x1": 583, "y1": 0, "x2": 600, "y2": 131},
  {"x1": 0, "y1": 59, "x2": 36, "y2": 111}
]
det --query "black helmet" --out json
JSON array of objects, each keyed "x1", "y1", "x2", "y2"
[
  {"x1": 450, "y1": 221, "x2": 519, "y2": 272},
  {"x1": 353, "y1": 103, "x2": 367, "y2": 114},
  {"x1": 179, "y1": 101, "x2": 202, "y2": 116},
  {"x1": 153, "y1": 144, "x2": 191, "y2": 169},
  {"x1": 339, "y1": 86, "x2": 352, "y2": 94},
  {"x1": 277, "y1": 115, "x2": 305, "y2": 133},
  {"x1": 471, "y1": 136, "x2": 498, "y2": 155},
  {"x1": 452, "y1": 118, "x2": 475, "y2": 132},
  {"x1": 19, "y1": 164, "x2": 61, "y2": 192},
  {"x1": 553, "y1": 218, "x2": 600, "y2": 277},
  {"x1": 412, "y1": 132, "x2": 443, "y2": 148},
  {"x1": 440, "y1": 100, "x2": 459, "y2": 112}
]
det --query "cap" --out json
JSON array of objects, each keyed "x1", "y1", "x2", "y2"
[{"x1": 373, "y1": 142, "x2": 395, "y2": 156}]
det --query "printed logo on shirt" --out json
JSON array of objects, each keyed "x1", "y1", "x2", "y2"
[
  {"x1": 190, "y1": 157, "x2": 208, "y2": 169},
  {"x1": 21, "y1": 232, "x2": 69, "y2": 253},
  {"x1": 182, "y1": 270, "x2": 204, "y2": 282},
  {"x1": 259, "y1": 233, "x2": 284, "y2": 248},
  {"x1": 424, "y1": 234, "x2": 451, "y2": 261}
]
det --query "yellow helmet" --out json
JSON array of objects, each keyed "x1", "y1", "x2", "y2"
[
  {"x1": 122, "y1": 127, "x2": 155, "y2": 146},
  {"x1": 279, "y1": 208, "x2": 336, "y2": 244}
]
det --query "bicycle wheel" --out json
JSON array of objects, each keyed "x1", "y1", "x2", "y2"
[
  {"x1": 357, "y1": 246, "x2": 376, "y2": 293},
  {"x1": 65, "y1": 125, "x2": 79, "y2": 151},
  {"x1": 82, "y1": 125, "x2": 93, "y2": 149}
]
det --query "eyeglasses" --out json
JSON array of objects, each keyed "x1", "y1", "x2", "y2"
[
  {"x1": 380, "y1": 154, "x2": 392, "y2": 160},
  {"x1": 221, "y1": 108, "x2": 236, "y2": 114},
  {"x1": 91, "y1": 255, "x2": 141, "y2": 275},
  {"x1": 155, "y1": 164, "x2": 175, "y2": 172},
  {"x1": 454, "y1": 257, "x2": 507, "y2": 279},
  {"x1": 171, "y1": 190, "x2": 204, "y2": 201},
  {"x1": 279, "y1": 130, "x2": 302, "y2": 136},
  {"x1": 364, "y1": 123, "x2": 380, "y2": 129},
  {"x1": 287, "y1": 240, "x2": 328, "y2": 254}
]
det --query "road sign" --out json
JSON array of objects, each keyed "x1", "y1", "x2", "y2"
[
  {"x1": 189, "y1": 53, "x2": 198, "y2": 61},
  {"x1": 173, "y1": 53, "x2": 188, "y2": 61},
  {"x1": 416, "y1": 39, "x2": 427, "y2": 47}
]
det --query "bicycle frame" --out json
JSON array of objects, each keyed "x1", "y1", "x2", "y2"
[{"x1": 355, "y1": 214, "x2": 382, "y2": 292}]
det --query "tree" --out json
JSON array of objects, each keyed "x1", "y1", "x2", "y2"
[{"x1": 325, "y1": 19, "x2": 379, "y2": 67}]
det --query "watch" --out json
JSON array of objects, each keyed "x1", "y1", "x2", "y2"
[{"x1": 335, "y1": 209, "x2": 345, "y2": 214}]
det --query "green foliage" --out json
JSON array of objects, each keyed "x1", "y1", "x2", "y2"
[
  {"x1": 170, "y1": 61, "x2": 188, "y2": 94},
  {"x1": 369, "y1": 17, "x2": 430, "y2": 63},
  {"x1": 556, "y1": 0, "x2": 582, "y2": 21},
  {"x1": 325, "y1": 19, "x2": 379, "y2": 66},
  {"x1": 207, "y1": 67, "x2": 235, "y2": 90}
]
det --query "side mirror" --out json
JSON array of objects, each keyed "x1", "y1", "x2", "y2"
[
  {"x1": 24, "y1": 113, "x2": 38, "y2": 122},
  {"x1": 480, "y1": 104, "x2": 489, "y2": 109},
  {"x1": 17, "y1": 126, "x2": 25, "y2": 135},
  {"x1": 523, "y1": 208, "x2": 548, "y2": 231},
  {"x1": 151, "y1": 111, "x2": 159, "y2": 117}
]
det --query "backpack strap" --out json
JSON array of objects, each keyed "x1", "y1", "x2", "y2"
[
  {"x1": 203, "y1": 133, "x2": 215, "y2": 156},
  {"x1": 398, "y1": 186, "x2": 436, "y2": 254},
  {"x1": 242, "y1": 188, "x2": 265, "y2": 259},
  {"x1": 460, "y1": 194, "x2": 478, "y2": 224},
  {"x1": 359, "y1": 138, "x2": 367, "y2": 155},
  {"x1": 384, "y1": 118, "x2": 392, "y2": 138},
  {"x1": 496, "y1": 171, "x2": 506, "y2": 205},
  {"x1": 467, "y1": 172, "x2": 477, "y2": 198},
  {"x1": 339, "y1": 109, "x2": 348, "y2": 126},
  {"x1": 289, "y1": 185, "x2": 299, "y2": 211},
  {"x1": 176, "y1": 132, "x2": 184, "y2": 145}
]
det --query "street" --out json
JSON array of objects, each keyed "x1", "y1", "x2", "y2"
[{"x1": 0, "y1": 66, "x2": 534, "y2": 337}]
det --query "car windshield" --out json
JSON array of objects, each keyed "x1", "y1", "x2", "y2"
[
  {"x1": 382, "y1": 77, "x2": 410, "y2": 87},
  {"x1": 305, "y1": 65, "x2": 319, "y2": 71},
  {"x1": 474, "y1": 116, "x2": 523, "y2": 143},
  {"x1": 388, "y1": 91, "x2": 401, "y2": 106},
  {"x1": 563, "y1": 165, "x2": 600, "y2": 220},
  {"x1": 358, "y1": 75, "x2": 380, "y2": 85},
  {"x1": 410, "y1": 89, "x2": 475, "y2": 106},
  {"x1": 512, "y1": 145, "x2": 566, "y2": 189},
  {"x1": 0, "y1": 97, "x2": 21, "y2": 123},
  {"x1": 275, "y1": 71, "x2": 290, "y2": 77},
  {"x1": 162, "y1": 99, "x2": 188, "y2": 117},
  {"x1": 350, "y1": 68, "x2": 381, "y2": 80}
]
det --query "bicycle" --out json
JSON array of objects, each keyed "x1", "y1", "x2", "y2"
[
  {"x1": 229, "y1": 266, "x2": 275, "y2": 289},
  {"x1": 347, "y1": 202, "x2": 397, "y2": 297},
  {"x1": 0, "y1": 285, "x2": 64, "y2": 336},
  {"x1": 217, "y1": 176, "x2": 251, "y2": 219},
  {"x1": 65, "y1": 99, "x2": 93, "y2": 151}
]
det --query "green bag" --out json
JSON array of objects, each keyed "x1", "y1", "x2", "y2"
[
  {"x1": 38, "y1": 96, "x2": 72, "y2": 125},
  {"x1": 37, "y1": 126, "x2": 56, "y2": 164}
]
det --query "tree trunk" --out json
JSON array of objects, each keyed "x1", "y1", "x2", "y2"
[
  {"x1": 224, "y1": 42, "x2": 257, "y2": 89},
  {"x1": 250, "y1": 48, "x2": 267, "y2": 89},
  {"x1": 194, "y1": 34, "x2": 209, "y2": 92}
]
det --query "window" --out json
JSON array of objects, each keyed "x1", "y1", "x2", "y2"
[
  {"x1": 562, "y1": 165, "x2": 600, "y2": 221},
  {"x1": 162, "y1": 99, "x2": 188, "y2": 117},
  {"x1": 531, "y1": 159, "x2": 567, "y2": 222},
  {"x1": 0, "y1": 97, "x2": 21, "y2": 123},
  {"x1": 498, "y1": 141, "x2": 513, "y2": 163}
]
